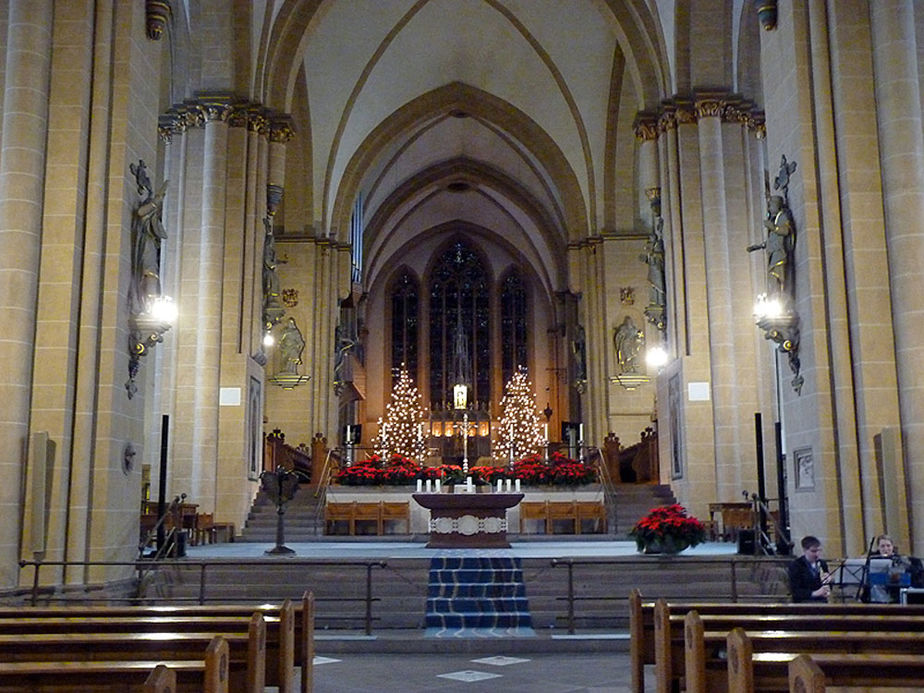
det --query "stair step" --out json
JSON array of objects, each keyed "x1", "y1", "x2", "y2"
[{"x1": 427, "y1": 582, "x2": 525, "y2": 598}]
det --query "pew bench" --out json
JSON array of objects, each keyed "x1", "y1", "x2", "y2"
[
  {"x1": 682, "y1": 615, "x2": 924, "y2": 693},
  {"x1": 788, "y1": 652, "x2": 924, "y2": 692},
  {"x1": 517, "y1": 500, "x2": 607, "y2": 534},
  {"x1": 0, "y1": 620, "x2": 264, "y2": 693},
  {"x1": 0, "y1": 591, "x2": 315, "y2": 693},
  {"x1": 0, "y1": 639, "x2": 227, "y2": 693},
  {"x1": 629, "y1": 589, "x2": 924, "y2": 693}
]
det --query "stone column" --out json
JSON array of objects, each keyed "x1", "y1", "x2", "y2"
[
  {"x1": 870, "y1": 0, "x2": 924, "y2": 551},
  {"x1": 190, "y1": 105, "x2": 230, "y2": 504},
  {"x1": 0, "y1": 0, "x2": 52, "y2": 587},
  {"x1": 695, "y1": 94, "x2": 742, "y2": 500}
]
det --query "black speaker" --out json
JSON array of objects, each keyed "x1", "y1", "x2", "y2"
[{"x1": 737, "y1": 529, "x2": 756, "y2": 555}]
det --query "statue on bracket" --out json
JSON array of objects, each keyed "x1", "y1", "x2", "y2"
[
  {"x1": 277, "y1": 317, "x2": 305, "y2": 376},
  {"x1": 641, "y1": 187, "x2": 667, "y2": 332},
  {"x1": 747, "y1": 154, "x2": 803, "y2": 394},
  {"x1": 614, "y1": 316, "x2": 644, "y2": 374}
]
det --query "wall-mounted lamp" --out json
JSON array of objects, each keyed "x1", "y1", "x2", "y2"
[
  {"x1": 126, "y1": 161, "x2": 176, "y2": 398},
  {"x1": 753, "y1": 293, "x2": 802, "y2": 393}
]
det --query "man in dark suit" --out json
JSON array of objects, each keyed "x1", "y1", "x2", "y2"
[{"x1": 788, "y1": 535, "x2": 831, "y2": 602}]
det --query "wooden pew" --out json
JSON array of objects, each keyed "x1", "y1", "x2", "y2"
[
  {"x1": 788, "y1": 651, "x2": 924, "y2": 692},
  {"x1": 0, "y1": 635, "x2": 228, "y2": 693},
  {"x1": 629, "y1": 588, "x2": 924, "y2": 693},
  {"x1": 0, "y1": 615, "x2": 264, "y2": 693},
  {"x1": 0, "y1": 590, "x2": 314, "y2": 693},
  {"x1": 682, "y1": 615, "x2": 924, "y2": 693}
]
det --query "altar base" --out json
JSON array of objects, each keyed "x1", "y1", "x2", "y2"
[{"x1": 412, "y1": 493, "x2": 524, "y2": 548}]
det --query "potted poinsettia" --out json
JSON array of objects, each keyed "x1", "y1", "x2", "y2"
[{"x1": 629, "y1": 504, "x2": 706, "y2": 554}]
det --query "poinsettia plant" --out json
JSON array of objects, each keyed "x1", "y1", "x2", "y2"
[{"x1": 629, "y1": 504, "x2": 706, "y2": 553}]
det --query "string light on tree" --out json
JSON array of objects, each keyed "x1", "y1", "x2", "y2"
[
  {"x1": 373, "y1": 364, "x2": 428, "y2": 462},
  {"x1": 494, "y1": 366, "x2": 545, "y2": 465}
]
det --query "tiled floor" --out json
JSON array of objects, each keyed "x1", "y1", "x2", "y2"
[{"x1": 309, "y1": 652, "x2": 655, "y2": 692}]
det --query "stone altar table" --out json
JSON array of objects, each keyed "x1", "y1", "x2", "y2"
[{"x1": 412, "y1": 492, "x2": 524, "y2": 548}]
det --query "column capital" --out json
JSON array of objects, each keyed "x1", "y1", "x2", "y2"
[{"x1": 633, "y1": 112, "x2": 659, "y2": 141}]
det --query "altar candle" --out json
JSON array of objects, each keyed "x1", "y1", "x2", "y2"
[
  {"x1": 515, "y1": 479, "x2": 521, "y2": 492},
  {"x1": 544, "y1": 422, "x2": 549, "y2": 442},
  {"x1": 346, "y1": 424, "x2": 351, "y2": 443},
  {"x1": 506, "y1": 479, "x2": 512, "y2": 492},
  {"x1": 416, "y1": 479, "x2": 423, "y2": 493},
  {"x1": 496, "y1": 479, "x2": 503, "y2": 492},
  {"x1": 578, "y1": 423, "x2": 584, "y2": 442},
  {"x1": 435, "y1": 479, "x2": 441, "y2": 493},
  {"x1": 466, "y1": 476, "x2": 473, "y2": 493},
  {"x1": 426, "y1": 479, "x2": 432, "y2": 493}
]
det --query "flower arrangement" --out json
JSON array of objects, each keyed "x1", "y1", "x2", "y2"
[
  {"x1": 333, "y1": 452, "x2": 597, "y2": 488},
  {"x1": 629, "y1": 504, "x2": 706, "y2": 554}
]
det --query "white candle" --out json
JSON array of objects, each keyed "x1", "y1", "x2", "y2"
[
  {"x1": 426, "y1": 479, "x2": 432, "y2": 493},
  {"x1": 466, "y1": 476, "x2": 473, "y2": 492},
  {"x1": 496, "y1": 479, "x2": 503, "y2": 493},
  {"x1": 506, "y1": 479, "x2": 512, "y2": 492},
  {"x1": 416, "y1": 479, "x2": 423, "y2": 493},
  {"x1": 435, "y1": 479, "x2": 441, "y2": 493},
  {"x1": 578, "y1": 423, "x2": 584, "y2": 442},
  {"x1": 346, "y1": 424, "x2": 351, "y2": 443},
  {"x1": 544, "y1": 422, "x2": 549, "y2": 442},
  {"x1": 515, "y1": 479, "x2": 521, "y2": 492}
]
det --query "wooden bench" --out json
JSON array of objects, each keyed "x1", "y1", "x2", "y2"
[
  {"x1": 0, "y1": 616, "x2": 264, "y2": 692},
  {"x1": 517, "y1": 500, "x2": 606, "y2": 534},
  {"x1": 325, "y1": 501, "x2": 410, "y2": 535},
  {"x1": 682, "y1": 613, "x2": 924, "y2": 693},
  {"x1": 519, "y1": 501, "x2": 548, "y2": 533},
  {"x1": 628, "y1": 588, "x2": 924, "y2": 693},
  {"x1": 0, "y1": 639, "x2": 227, "y2": 692},
  {"x1": 788, "y1": 651, "x2": 924, "y2": 692},
  {"x1": 0, "y1": 591, "x2": 315, "y2": 693}
]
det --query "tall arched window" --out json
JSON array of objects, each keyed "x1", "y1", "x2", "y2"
[
  {"x1": 390, "y1": 270, "x2": 419, "y2": 382},
  {"x1": 428, "y1": 240, "x2": 490, "y2": 406},
  {"x1": 500, "y1": 270, "x2": 528, "y2": 384}
]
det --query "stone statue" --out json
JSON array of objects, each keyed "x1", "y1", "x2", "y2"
[
  {"x1": 748, "y1": 194, "x2": 794, "y2": 299},
  {"x1": 614, "y1": 316, "x2": 644, "y2": 374},
  {"x1": 572, "y1": 324, "x2": 587, "y2": 383},
  {"x1": 640, "y1": 219, "x2": 666, "y2": 329},
  {"x1": 333, "y1": 322, "x2": 357, "y2": 389},
  {"x1": 278, "y1": 317, "x2": 305, "y2": 375},
  {"x1": 262, "y1": 216, "x2": 285, "y2": 328},
  {"x1": 129, "y1": 160, "x2": 168, "y2": 315}
]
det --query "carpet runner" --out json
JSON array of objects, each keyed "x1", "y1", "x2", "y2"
[{"x1": 425, "y1": 556, "x2": 536, "y2": 637}]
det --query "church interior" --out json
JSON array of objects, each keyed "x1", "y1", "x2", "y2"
[{"x1": 3, "y1": 0, "x2": 924, "y2": 654}]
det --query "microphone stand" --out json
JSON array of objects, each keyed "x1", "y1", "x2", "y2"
[{"x1": 855, "y1": 536, "x2": 877, "y2": 602}]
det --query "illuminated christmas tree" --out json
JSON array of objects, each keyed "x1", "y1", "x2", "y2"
[
  {"x1": 494, "y1": 366, "x2": 546, "y2": 464},
  {"x1": 374, "y1": 365, "x2": 429, "y2": 462}
]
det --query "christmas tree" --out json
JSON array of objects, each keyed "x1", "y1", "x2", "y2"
[
  {"x1": 494, "y1": 366, "x2": 546, "y2": 464},
  {"x1": 374, "y1": 365, "x2": 429, "y2": 462}
]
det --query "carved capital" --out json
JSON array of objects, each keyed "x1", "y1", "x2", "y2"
[
  {"x1": 633, "y1": 112, "x2": 659, "y2": 141},
  {"x1": 269, "y1": 115, "x2": 296, "y2": 143}
]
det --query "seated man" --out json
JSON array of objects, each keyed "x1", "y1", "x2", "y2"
[{"x1": 788, "y1": 535, "x2": 831, "y2": 602}]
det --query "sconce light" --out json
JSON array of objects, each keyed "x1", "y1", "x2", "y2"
[
  {"x1": 646, "y1": 345, "x2": 669, "y2": 370},
  {"x1": 127, "y1": 295, "x2": 177, "y2": 398},
  {"x1": 753, "y1": 292, "x2": 803, "y2": 394}
]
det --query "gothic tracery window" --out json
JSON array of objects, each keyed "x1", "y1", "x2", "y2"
[
  {"x1": 501, "y1": 270, "x2": 528, "y2": 384},
  {"x1": 390, "y1": 270, "x2": 419, "y2": 383},
  {"x1": 428, "y1": 241, "x2": 490, "y2": 407}
]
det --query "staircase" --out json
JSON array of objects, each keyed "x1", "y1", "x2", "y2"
[
  {"x1": 239, "y1": 486, "x2": 324, "y2": 542},
  {"x1": 425, "y1": 556, "x2": 535, "y2": 637},
  {"x1": 610, "y1": 483, "x2": 677, "y2": 536}
]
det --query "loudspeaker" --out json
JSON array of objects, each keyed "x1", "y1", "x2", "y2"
[{"x1": 737, "y1": 529, "x2": 756, "y2": 555}]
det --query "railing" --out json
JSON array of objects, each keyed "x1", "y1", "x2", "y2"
[
  {"x1": 18, "y1": 558, "x2": 387, "y2": 635},
  {"x1": 747, "y1": 492, "x2": 793, "y2": 556},
  {"x1": 587, "y1": 446, "x2": 618, "y2": 533},
  {"x1": 550, "y1": 555, "x2": 794, "y2": 634},
  {"x1": 137, "y1": 493, "x2": 187, "y2": 561}
]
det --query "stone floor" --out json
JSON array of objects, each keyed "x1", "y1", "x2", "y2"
[{"x1": 308, "y1": 653, "x2": 655, "y2": 692}]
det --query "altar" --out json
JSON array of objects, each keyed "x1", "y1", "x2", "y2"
[{"x1": 412, "y1": 492, "x2": 523, "y2": 548}]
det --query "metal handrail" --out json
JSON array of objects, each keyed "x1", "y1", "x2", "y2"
[
  {"x1": 587, "y1": 446, "x2": 618, "y2": 533},
  {"x1": 18, "y1": 558, "x2": 387, "y2": 635},
  {"x1": 137, "y1": 494, "x2": 187, "y2": 561},
  {"x1": 550, "y1": 555, "x2": 793, "y2": 634}
]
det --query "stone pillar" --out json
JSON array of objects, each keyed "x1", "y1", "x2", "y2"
[
  {"x1": 190, "y1": 107, "x2": 230, "y2": 504},
  {"x1": 870, "y1": 0, "x2": 924, "y2": 552},
  {"x1": 0, "y1": 0, "x2": 52, "y2": 587},
  {"x1": 695, "y1": 94, "x2": 742, "y2": 500}
]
